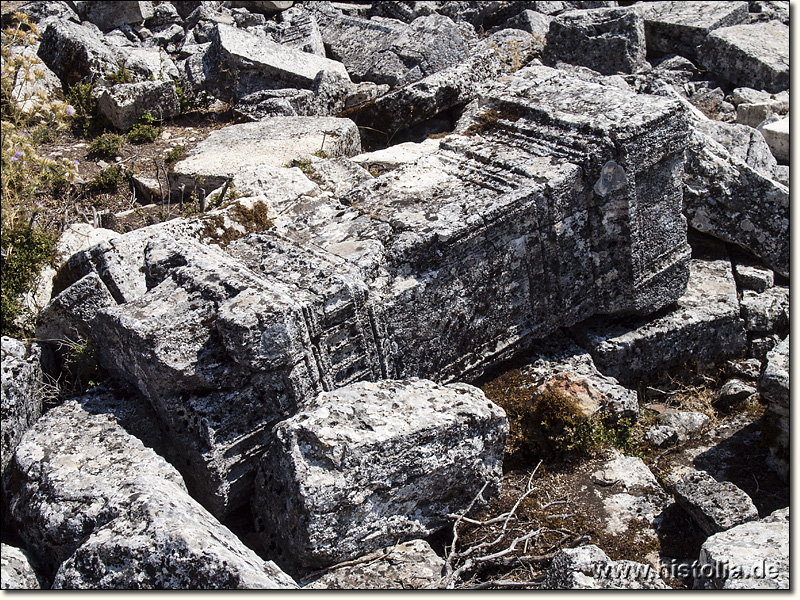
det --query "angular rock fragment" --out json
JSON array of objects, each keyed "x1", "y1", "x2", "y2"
[
  {"x1": 312, "y1": 5, "x2": 473, "y2": 88},
  {"x1": 544, "y1": 545, "x2": 669, "y2": 589},
  {"x1": 759, "y1": 336, "x2": 788, "y2": 481},
  {"x1": 658, "y1": 411, "x2": 709, "y2": 441},
  {"x1": 698, "y1": 22, "x2": 789, "y2": 93},
  {"x1": 1, "y1": 544, "x2": 42, "y2": 590},
  {"x1": 732, "y1": 87, "x2": 789, "y2": 128},
  {"x1": 97, "y1": 80, "x2": 180, "y2": 130},
  {"x1": 733, "y1": 263, "x2": 774, "y2": 293},
  {"x1": 574, "y1": 241, "x2": 746, "y2": 384},
  {"x1": 253, "y1": 379, "x2": 507, "y2": 570},
  {"x1": 693, "y1": 120, "x2": 776, "y2": 180},
  {"x1": 267, "y1": 5, "x2": 325, "y2": 56},
  {"x1": 76, "y1": 1, "x2": 154, "y2": 32},
  {"x1": 303, "y1": 540, "x2": 444, "y2": 589},
  {"x1": 760, "y1": 116, "x2": 789, "y2": 162},
  {"x1": 342, "y1": 28, "x2": 540, "y2": 144},
  {"x1": 644, "y1": 425, "x2": 679, "y2": 448},
  {"x1": 1, "y1": 338, "x2": 45, "y2": 478},
  {"x1": 204, "y1": 22, "x2": 351, "y2": 101},
  {"x1": 37, "y1": 20, "x2": 119, "y2": 87},
  {"x1": 543, "y1": 7, "x2": 647, "y2": 75},
  {"x1": 673, "y1": 471, "x2": 758, "y2": 536},
  {"x1": 739, "y1": 286, "x2": 789, "y2": 336},
  {"x1": 636, "y1": 1, "x2": 750, "y2": 62},
  {"x1": 171, "y1": 117, "x2": 360, "y2": 192},
  {"x1": 696, "y1": 507, "x2": 789, "y2": 589},
  {"x1": 714, "y1": 379, "x2": 756, "y2": 407},
  {"x1": 350, "y1": 138, "x2": 441, "y2": 173},
  {"x1": 495, "y1": 9, "x2": 553, "y2": 38},
  {"x1": 301, "y1": 157, "x2": 373, "y2": 197},
  {"x1": 5, "y1": 399, "x2": 297, "y2": 588},
  {"x1": 684, "y1": 127, "x2": 788, "y2": 277}
]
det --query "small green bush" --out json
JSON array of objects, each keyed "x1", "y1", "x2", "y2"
[
  {"x1": 175, "y1": 82, "x2": 212, "y2": 113},
  {"x1": 88, "y1": 132, "x2": 124, "y2": 159},
  {"x1": 65, "y1": 80, "x2": 110, "y2": 137},
  {"x1": 85, "y1": 165, "x2": 126, "y2": 192},
  {"x1": 0, "y1": 224, "x2": 55, "y2": 336},
  {"x1": 108, "y1": 64, "x2": 133, "y2": 85},
  {"x1": 127, "y1": 111, "x2": 160, "y2": 143},
  {"x1": 164, "y1": 145, "x2": 186, "y2": 164}
]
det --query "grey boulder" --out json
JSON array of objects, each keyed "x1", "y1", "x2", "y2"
[
  {"x1": 97, "y1": 80, "x2": 180, "y2": 130},
  {"x1": 1, "y1": 544, "x2": 43, "y2": 589},
  {"x1": 76, "y1": 1, "x2": 154, "y2": 32},
  {"x1": 253, "y1": 378, "x2": 507, "y2": 570},
  {"x1": 37, "y1": 19, "x2": 119, "y2": 87},
  {"x1": 759, "y1": 336, "x2": 788, "y2": 481},
  {"x1": 544, "y1": 545, "x2": 668, "y2": 589},
  {"x1": 673, "y1": 471, "x2": 759, "y2": 536}
]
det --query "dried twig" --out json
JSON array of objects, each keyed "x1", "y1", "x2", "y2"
[{"x1": 299, "y1": 540, "x2": 399, "y2": 586}]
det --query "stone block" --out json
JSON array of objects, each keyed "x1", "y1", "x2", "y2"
[
  {"x1": 574, "y1": 250, "x2": 747, "y2": 384},
  {"x1": 204, "y1": 22, "x2": 351, "y2": 101},
  {"x1": 76, "y1": 1, "x2": 154, "y2": 31},
  {"x1": 303, "y1": 540, "x2": 444, "y2": 589},
  {"x1": 1, "y1": 544, "x2": 42, "y2": 589},
  {"x1": 696, "y1": 508, "x2": 788, "y2": 589},
  {"x1": 732, "y1": 87, "x2": 789, "y2": 128},
  {"x1": 1, "y1": 338, "x2": 45, "y2": 478},
  {"x1": 311, "y1": 5, "x2": 473, "y2": 88},
  {"x1": 636, "y1": 1, "x2": 749, "y2": 62},
  {"x1": 543, "y1": 7, "x2": 647, "y2": 75},
  {"x1": 673, "y1": 471, "x2": 758, "y2": 535},
  {"x1": 658, "y1": 411, "x2": 709, "y2": 441},
  {"x1": 733, "y1": 263, "x2": 774, "y2": 293},
  {"x1": 694, "y1": 120, "x2": 776, "y2": 179},
  {"x1": 760, "y1": 116, "x2": 789, "y2": 162},
  {"x1": 253, "y1": 379, "x2": 507, "y2": 569},
  {"x1": 97, "y1": 80, "x2": 180, "y2": 130},
  {"x1": 739, "y1": 286, "x2": 789, "y2": 336},
  {"x1": 456, "y1": 64, "x2": 691, "y2": 316},
  {"x1": 699, "y1": 22, "x2": 789, "y2": 93},
  {"x1": 759, "y1": 336, "x2": 788, "y2": 481},
  {"x1": 171, "y1": 117, "x2": 361, "y2": 192},
  {"x1": 684, "y1": 124, "x2": 788, "y2": 277},
  {"x1": 544, "y1": 545, "x2": 669, "y2": 589},
  {"x1": 37, "y1": 20, "x2": 119, "y2": 87},
  {"x1": 5, "y1": 399, "x2": 297, "y2": 588}
]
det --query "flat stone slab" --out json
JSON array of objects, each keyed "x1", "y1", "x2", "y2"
[
  {"x1": 253, "y1": 378, "x2": 507, "y2": 570},
  {"x1": 760, "y1": 116, "x2": 789, "y2": 162},
  {"x1": 636, "y1": 1, "x2": 750, "y2": 61},
  {"x1": 171, "y1": 117, "x2": 361, "y2": 191},
  {"x1": 673, "y1": 471, "x2": 759, "y2": 535},
  {"x1": 303, "y1": 539, "x2": 444, "y2": 589},
  {"x1": 574, "y1": 246, "x2": 747, "y2": 384},
  {"x1": 696, "y1": 507, "x2": 789, "y2": 589},
  {"x1": 699, "y1": 21, "x2": 789, "y2": 93},
  {"x1": 5, "y1": 398, "x2": 297, "y2": 589}
]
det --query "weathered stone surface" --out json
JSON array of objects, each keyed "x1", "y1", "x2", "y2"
[
  {"x1": 5, "y1": 44, "x2": 63, "y2": 116},
  {"x1": 674, "y1": 471, "x2": 758, "y2": 536},
  {"x1": 76, "y1": 1, "x2": 154, "y2": 31},
  {"x1": 543, "y1": 7, "x2": 646, "y2": 75},
  {"x1": 5, "y1": 399, "x2": 297, "y2": 588},
  {"x1": 1, "y1": 544, "x2": 42, "y2": 589},
  {"x1": 342, "y1": 28, "x2": 540, "y2": 143},
  {"x1": 658, "y1": 411, "x2": 710, "y2": 442},
  {"x1": 521, "y1": 332, "x2": 638, "y2": 421},
  {"x1": 37, "y1": 20, "x2": 119, "y2": 87},
  {"x1": 759, "y1": 336, "x2": 788, "y2": 481},
  {"x1": 1, "y1": 338, "x2": 45, "y2": 478},
  {"x1": 267, "y1": 5, "x2": 325, "y2": 56},
  {"x1": 304, "y1": 539, "x2": 444, "y2": 589},
  {"x1": 715, "y1": 379, "x2": 756, "y2": 407},
  {"x1": 693, "y1": 120, "x2": 776, "y2": 180},
  {"x1": 204, "y1": 22, "x2": 351, "y2": 101},
  {"x1": 698, "y1": 21, "x2": 789, "y2": 93},
  {"x1": 229, "y1": 1, "x2": 294, "y2": 13},
  {"x1": 696, "y1": 507, "x2": 789, "y2": 589},
  {"x1": 760, "y1": 116, "x2": 788, "y2": 162},
  {"x1": 97, "y1": 80, "x2": 180, "y2": 130},
  {"x1": 544, "y1": 545, "x2": 669, "y2": 589},
  {"x1": 495, "y1": 9, "x2": 552, "y2": 37},
  {"x1": 684, "y1": 125, "x2": 788, "y2": 277},
  {"x1": 456, "y1": 64, "x2": 691, "y2": 317},
  {"x1": 733, "y1": 263, "x2": 774, "y2": 293},
  {"x1": 171, "y1": 117, "x2": 360, "y2": 192},
  {"x1": 636, "y1": 1, "x2": 750, "y2": 62},
  {"x1": 574, "y1": 243, "x2": 746, "y2": 384},
  {"x1": 732, "y1": 87, "x2": 789, "y2": 128},
  {"x1": 312, "y1": 5, "x2": 473, "y2": 88},
  {"x1": 253, "y1": 378, "x2": 507, "y2": 570},
  {"x1": 350, "y1": 138, "x2": 441, "y2": 173},
  {"x1": 644, "y1": 425, "x2": 679, "y2": 448},
  {"x1": 301, "y1": 157, "x2": 373, "y2": 197},
  {"x1": 739, "y1": 286, "x2": 789, "y2": 336}
]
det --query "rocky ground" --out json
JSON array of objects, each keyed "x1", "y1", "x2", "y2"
[{"x1": 1, "y1": 0, "x2": 790, "y2": 591}]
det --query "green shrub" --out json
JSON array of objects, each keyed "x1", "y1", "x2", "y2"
[
  {"x1": 127, "y1": 111, "x2": 160, "y2": 143},
  {"x1": 0, "y1": 224, "x2": 55, "y2": 336},
  {"x1": 164, "y1": 144, "x2": 186, "y2": 164},
  {"x1": 88, "y1": 132, "x2": 124, "y2": 159},
  {"x1": 85, "y1": 165, "x2": 126, "y2": 192},
  {"x1": 65, "y1": 79, "x2": 109, "y2": 137},
  {"x1": 108, "y1": 64, "x2": 133, "y2": 85},
  {"x1": 175, "y1": 82, "x2": 212, "y2": 113}
]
